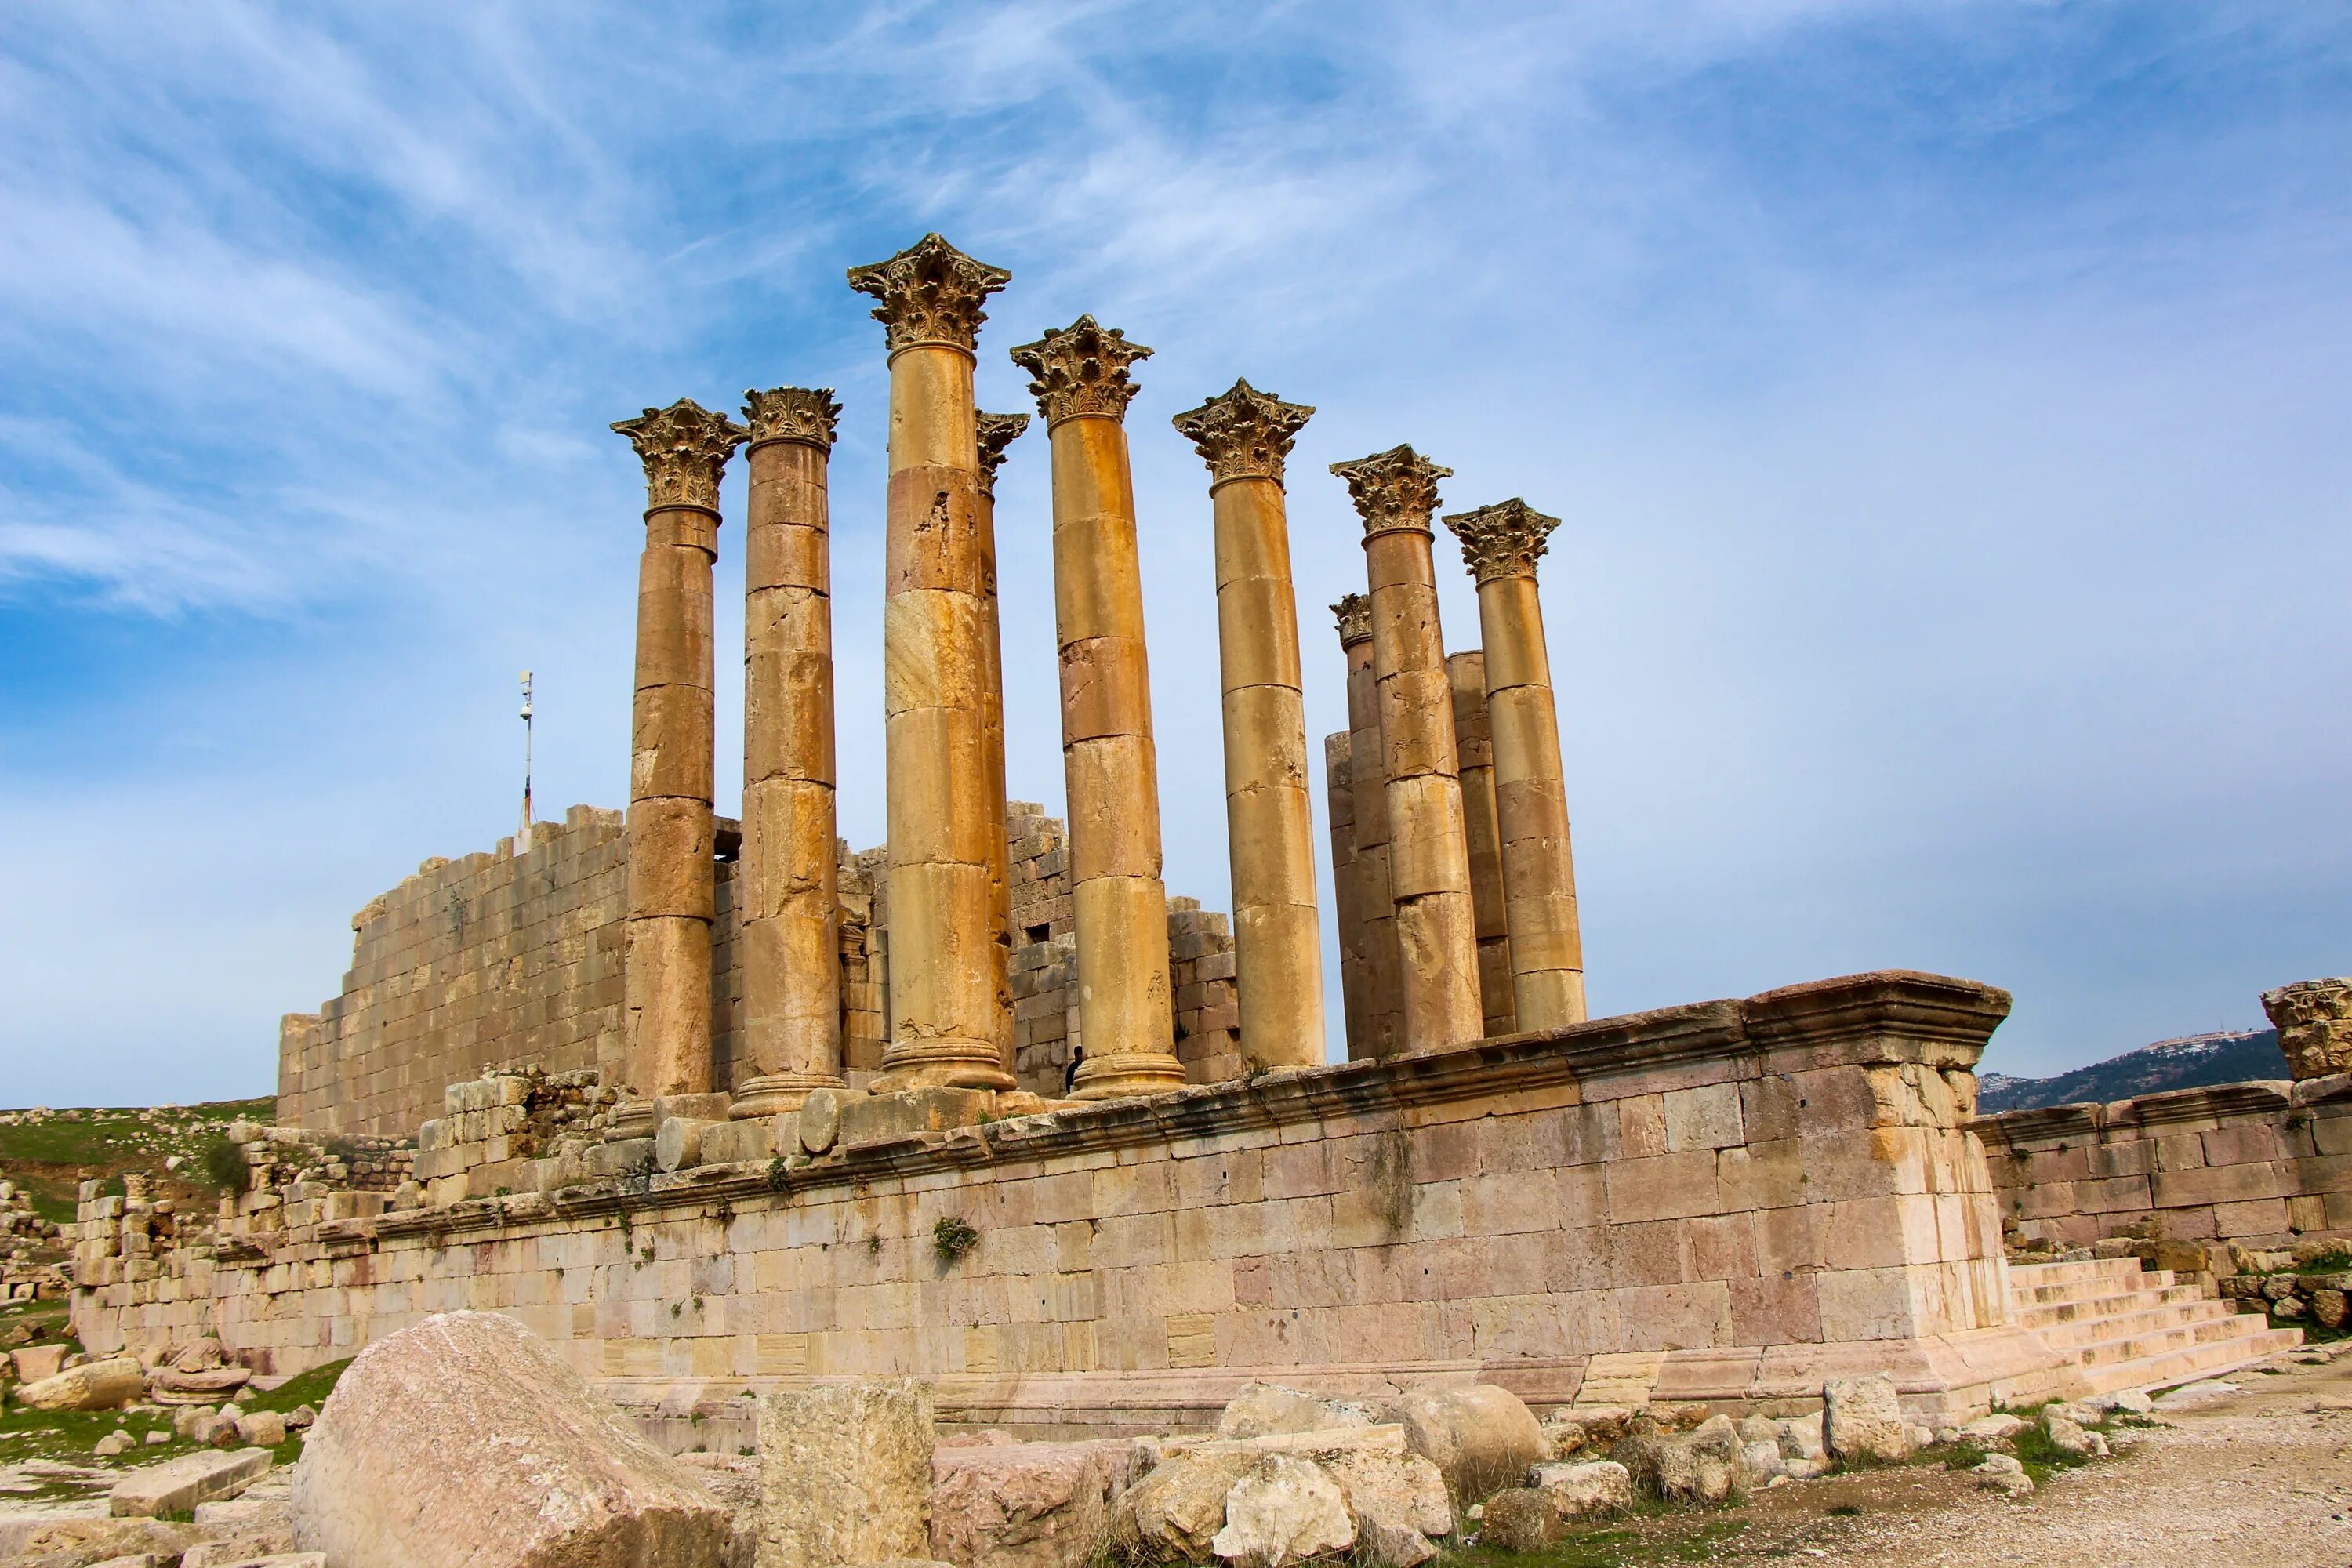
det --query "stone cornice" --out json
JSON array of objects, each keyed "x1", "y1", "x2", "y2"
[
  {"x1": 1330, "y1": 445, "x2": 1450, "y2": 539},
  {"x1": 741, "y1": 387, "x2": 841, "y2": 452},
  {"x1": 1009, "y1": 315, "x2": 1152, "y2": 427},
  {"x1": 975, "y1": 412, "x2": 1030, "y2": 500},
  {"x1": 1331, "y1": 593, "x2": 1371, "y2": 648},
  {"x1": 1443, "y1": 497, "x2": 1559, "y2": 584},
  {"x1": 845, "y1": 233, "x2": 1011, "y2": 357},
  {"x1": 611, "y1": 399, "x2": 748, "y2": 515},
  {"x1": 1171, "y1": 379, "x2": 1314, "y2": 488}
]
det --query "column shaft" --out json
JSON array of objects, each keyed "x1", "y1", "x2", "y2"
[
  {"x1": 1450, "y1": 650, "x2": 1518, "y2": 1036},
  {"x1": 734, "y1": 389, "x2": 844, "y2": 1117},
  {"x1": 1447, "y1": 499, "x2": 1587, "y2": 1029},
  {"x1": 1338, "y1": 602, "x2": 1403, "y2": 1059},
  {"x1": 1174, "y1": 380, "x2": 1325, "y2": 1072},
  {"x1": 1016, "y1": 316, "x2": 1185, "y2": 1099},
  {"x1": 848, "y1": 234, "x2": 1018, "y2": 1091},
  {"x1": 612, "y1": 400, "x2": 745, "y2": 1106},
  {"x1": 1323, "y1": 730, "x2": 1370, "y2": 1054},
  {"x1": 1334, "y1": 446, "x2": 1483, "y2": 1054},
  {"x1": 976, "y1": 412, "x2": 1032, "y2": 1079}
]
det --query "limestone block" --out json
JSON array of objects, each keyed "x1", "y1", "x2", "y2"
[
  {"x1": 656, "y1": 1117, "x2": 720, "y2": 1172},
  {"x1": 1823, "y1": 1374, "x2": 1915, "y2": 1464},
  {"x1": 1610, "y1": 1414, "x2": 1737, "y2": 1504},
  {"x1": 1216, "y1": 1383, "x2": 1381, "y2": 1440},
  {"x1": 588, "y1": 1138, "x2": 656, "y2": 1179},
  {"x1": 929, "y1": 1439, "x2": 1134, "y2": 1568},
  {"x1": 0, "y1": 1518, "x2": 201, "y2": 1564},
  {"x1": 1475, "y1": 1488, "x2": 1560, "y2": 1552},
  {"x1": 1210, "y1": 1454, "x2": 1355, "y2": 1568},
  {"x1": 1106, "y1": 1449, "x2": 1256, "y2": 1563},
  {"x1": 1527, "y1": 1459, "x2": 1632, "y2": 1519},
  {"x1": 291, "y1": 1311, "x2": 728, "y2": 1568},
  {"x1": 838, "y1": 1087, "x2": 995, "y2": 1149},
  {"x1": 1321, "y1": 1446, "x2": 1452, "y2": 1538},
  {"x1": 11, "y1": 1342, "x2": 67, "y2": 1381},
  {"x1": 16, "y1": 1356, "x2": 143, "y2": 1410},
  {"x1": 111, "y1": 1447, "x2": 273, "y2": 1517},
  {"x1": 1395, "y1": 1384, "x2": 1544, "y2": 1497},
  {"x1": 758, "y1": 1381, "x2": 935, "y2": 1568}
]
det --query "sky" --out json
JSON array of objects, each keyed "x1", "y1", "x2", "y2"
[{"x1": 1, "y1": 2, "x2": 2347, "y2": 1107}]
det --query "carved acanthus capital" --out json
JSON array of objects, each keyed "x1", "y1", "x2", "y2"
[
  {"x1": 975, "y1": 412, "x2": 1030, "y2": 500},
  {"x1": 1330, "y1": 445, "x2": 1451, "y2": 539},
  {"x1": 845, "y1": 233, "x2": 1011, "y2": 356},
  {"x1": 2263, "y1": 978, "x2": 2352, "y2": 1080},
  {"x1": 1331, "y1": 593, "x2": 1371, "y2": 648},
  {"x1": 1009, "y1": 315, "x2": 1152, "y2": 426},
  {"x1": 612, "y1": 398, "x2": 748, "y2": 514},
  {"x1": 1443, "y1": 497, "x2": 1559, "y2": 583},
  {"x1": 741, "y1": 387, "x2": 841, "y2": 452},
  {"x1": 1171, "y1": 379, "x2": 1315, "y2": 488}
]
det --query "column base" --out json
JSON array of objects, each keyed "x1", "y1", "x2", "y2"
[
  {"x1": 873, "y1": 1039, "x2": 1016, "y2": 1094},
  {"x1": 1068, "y1": 1051, "x2": 1189, "y2": 1102},
  {"x1": 729, "y1": 1073, "x2": 847, "y2": 1120},
  {"x1": 608, "y1": 1099, "x2": 657, "y2": 1140}
]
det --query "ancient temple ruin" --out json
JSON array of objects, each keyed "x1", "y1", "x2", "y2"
[{"x1": 70, "y1": 234, "x2": 2299, "y2": 1435}]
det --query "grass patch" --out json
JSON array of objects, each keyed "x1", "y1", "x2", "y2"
[
  {"x1": 242, "y1": 1356, "x2": 351, "y2": 1416},
  {"x1": 0, "y1": 1096, "x2": 273, "y2": 1222},
  {"x1": 1440, "y1": 1515, "x2": 1749, "y2": 1567}
]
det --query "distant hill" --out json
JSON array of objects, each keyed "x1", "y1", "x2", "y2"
[{"x1": 1977, "y1": 1029, "x2": 2289, "y2": 1114}]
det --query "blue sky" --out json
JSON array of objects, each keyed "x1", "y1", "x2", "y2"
[{"x1": 2, "y1": 2, "x2": 2347, "y2": 1106}]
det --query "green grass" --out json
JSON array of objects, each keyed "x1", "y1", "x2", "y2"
[
  {"x1": 0, "y1": 1096, "x2": 273, "y2": 1221},
  {"x1": 1440, "y1": 1515, "x2": 1750, "y2": 1567},
  {"x1": 0, "y1": 1352, "x2": 349, "y2": 1491}
]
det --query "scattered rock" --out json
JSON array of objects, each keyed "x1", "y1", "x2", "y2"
[
  {"x1": 1216, "y1": 1384, "x2": 1378, "y2": 1441},
  {"x1": 758, "y1": 1381, "x2": 935, "y2": 1568},
  {"x1": 1535, "y1": 1414, "x2": 1587, "y2": 1459},
  {"x1": 1394, "y1": 1385, "x2": 1545, "y2": 1497},
  {"x1": 0, "y1": 1517, "x2": 201, "y2": 1566},
  {"x1": 94, "y1": 1430, "x2": 134, "y2": 1457},
  {"x1": 2089, "y1": 1390, "x2": 2154, "y2": 1416},
  {"x1": 1210, "y1": 1454, "x2": 1356, "y2": 1567},
  {"x1": 2153, "y1": 1381, "x2": 2240, "y2": 1410},
  {"x1": 1973, "y1": 1453, "x2": 2033, "y2": 1498},
  {"x1": 1962, "y1": 1414, "x2": 2029, "y2": 1447},
  {"x1": 2042, "y1": 1401, "x2": 2104, "y2": 1429},
  {"x1": 1735, "y1": 1439, "x2": 1784, "y2": 1490},
  {"x1": 14, "y1": 1357, "x2": 146, "y2": 1413},
  {"x1": 2041, "y1": 1414, "x2": 2107, "y2": 1459},
  {"x1": 2316, "y1": 1289, "x2": 2349, "y2": 1330},
  {"x1": 1772, "y1": 1414, "x2": 1826, "y2": 1462},
  {"x1": 194, "y1": 1414, "x2": 241, "y2": 1448},
  {"x1": 1558, "y1": 1406, "x2": 1632, "y2": 1449},
  {"x1": 1526, "y1": 1459, "x2": 1632, "y2": 1520},
  {"x1": 1320, "y1": 1446, "x2": 1452, "y2": 1539},
  {"x1": 234, "y1": 1410, "x2": 285, "y2": 1449},
  {"x1": 292, "y1": 1311, "x2": 729, "y2": 1568},
  {"x1": 1824, "y1": 1374, "x2": 1917, "y2": 1464},
  {"x1": 1109, "y1": 1450, "x2": 1256, "y2": 1563},
  {"x1": 143, "y1": 1430, "x2": 169, "y2": 1446},
  {"x1": 9, "y1": 1344, "x2": 67, "y2": 1383},
  {"x1": 111, "y1": 1447, "x2": 274, "y2": 1518},
  {"x1": 1472, "y1": 1487, "x2": 1561, "y2": 1553},
  {"x1": 1780, "y1": 1457, "x2": 1831, "y2": 1480},
  {"x1": 1613, "y1": 1414, "x2": 1739, "y2": 1504},
  {"x1": 930, "y1": 1439, "x2": 1134, "y2": 1568},
  {"x1": 1353, "y1": 1516, "x2": 1437, "y2": 1568},
  {"x1": 284, "y1": 1405, "x2": 318, "y2": 1430}
]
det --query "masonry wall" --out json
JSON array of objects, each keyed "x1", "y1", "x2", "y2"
[
  {"x1": 279, "y1": 803, "x2": 1240, "y2": 1137},
  {"x1": 1976, "y1": 1075, "x2": 2352, "y2": 1250},
  {"x1": 122, "y1": 974, "x2": 2072, "y2": 1427}
]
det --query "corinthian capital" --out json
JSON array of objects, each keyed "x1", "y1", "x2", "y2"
[
  {"x1": 1009, "y1": 315, "x2": 1152, "y2": 426},
  {"x1": 1443, "y1": 498, "x2": 1559, "y2": 583},
  {"x1": 612, "y1": 398, "x2": 747, "y2": 514},
  {"x1": 845, "y1": 233, "x2": 1011, "y2": 356},
  {"x1": 1329, "y1": 445, "x2": 1451, "y2": 539},
  {"x1": 1171, "y1": 379, "x2": 1315, "y2": 488},
  {"x1": 975, "y1": 412, "x2": 1030, "y2": 500},
  {"x1": 741, "y1": 387, "x2": 841, "y2": 452},
  {"x1": 1331, "y1": 593, "x2": 1371, "y2": 648}
]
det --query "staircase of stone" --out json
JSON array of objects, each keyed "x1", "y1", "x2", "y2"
[{"x1": 2008, "y1": 1256, "x2": 2303, "y2": 1396}]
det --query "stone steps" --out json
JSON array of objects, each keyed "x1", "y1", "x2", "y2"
[{"x1": 2007, "y1": 1258, "x2": 2299, "y2": 1396}]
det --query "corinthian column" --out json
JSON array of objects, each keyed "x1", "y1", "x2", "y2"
[
  {"x1": 612, "y1": 398, "x2": 745, "y2": 1108},
  {"x1": 1334, "y1": 594, "x2": 1402, "y2": 1059},
  {"x1": 976, "y1": 411, "x2": 1030, "y2": 1075},
  {"x1": 1448, "y1": 650, "x2": 1517, "y2": 1036},
  {"x1": 1443, "y1": 499, "x2": 1586, "y2": 1028},
  {"x1": 1330, "y1": 446, "x2": 1483, "y2": 1054},
  {"x1": 732, "y1": 387, "x2": 844, "y2": 1117},
  {"x1": 847, "y1": 234, "x2": 1016, "y2": 1091},
  {"x1": 1173, "y1": 380, "x2": 1325, "y2": 1071},
  {"x1": 1011, "y1": 316, "x2": 1185, "y2": 1100}
]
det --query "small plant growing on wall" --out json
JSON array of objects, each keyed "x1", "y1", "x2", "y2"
[
  {"x1": 198, "y1": 1134, "x2": 249, "y2": 1196},
  {"x1": 933, "y1": 1215, "x2": 979, "y2": 1264}
]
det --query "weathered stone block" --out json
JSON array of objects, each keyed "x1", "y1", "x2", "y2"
[{"x1": 757, "y1": 1380, "x2": 935, "y2": 1568}]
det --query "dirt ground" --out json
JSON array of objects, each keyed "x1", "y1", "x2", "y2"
[{"x1": 1503, "y1": 1351, "x2": 2352, "y2": 1567}]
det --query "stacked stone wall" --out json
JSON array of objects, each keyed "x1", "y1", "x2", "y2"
[
  {"x1": 281, "y1": 801, "x2": 1242, "y2": 1136},
  {"x1": 1976, "y1": 1076, "x2": 2352, "y2": 1250}
]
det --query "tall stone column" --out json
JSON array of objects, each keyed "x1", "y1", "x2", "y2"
[
  {"x1": 848, "y1": 233, "x2": 1017, "y2": 1091},
  {"x1": 1331, "y1": 445, "x2": 1483, "y2": 1054},
  {"x1": 1011, "y1": 315, "x2": 1185, "y2": 1100},
  {"x1": 975, "y1": 411, "x2": 1030, "y2": 1076},
  {"x1": 1334, "y1": 594, "x2": 1401, "y2": 1059},
  {"x1": 612, "y1": 398, "x2": 745, "y2": 1111},
  {"x1": 1323, "y1": 730, "x2": 1367, "y2": 1052},
  {"x1": 1444, "y1": 499, "x2": 1587, "y2": 1028},
  {"x1": 732, "y1": 387, "x2": 844, "y2": 1118},
  {"x1": 1448, "y1": 650, "x2": 1517, "y2": 1036},
  {"x1": 1173, "y1": 379, "x2": 1325, "y2": 1071}
]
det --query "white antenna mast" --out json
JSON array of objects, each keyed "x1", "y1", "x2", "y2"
[{"x1": 517, "y1": 670, "x2": 535, "y2": 852}]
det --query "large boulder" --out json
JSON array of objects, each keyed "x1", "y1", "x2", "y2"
[
  {"x1": 1611, "y1": 1415, "x2": 1739, "y2": 1504},
  {"x1": 1107, "y1": 1450, "x2": 1257, "y2": 1563},
  {"x1": 1216, "y1": 1384, "x2": 1380, "y2": 1441},
  {"x1": 1210, "y1": 1454, "x2": 1355, "y2": 1568},
  {"x1": 1393, "y1": 1385, "x2": 1544, "y2": 1499},
  {"x1": 13, "y1": 1356, "x2": 145, "y2": 1411},
  {"x1": 931, "y1": 1439, "x2": 1135, "y2": 1568},
  {"x1": 759, "y1": 1381, "x2": 936, "y2": 1568},
  {"x1": 290, "y1": 1311, "x2": 730, "y2": 1568},
  {"x1": 1823, "y1": 1374, "x2": 1916, "y2": 1465}
]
